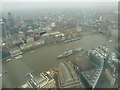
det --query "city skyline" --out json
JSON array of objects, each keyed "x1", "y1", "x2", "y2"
[{"x1": 1, "y1": 1, "x2": 119, "y2": 89}]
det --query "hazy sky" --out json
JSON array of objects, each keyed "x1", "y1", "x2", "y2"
[
  {"x1": 2, "y1": 2, "x2": 118, "y2": 12},
  {"x1": 2, "y1": 0, "x2": 119, "y2": 2}
]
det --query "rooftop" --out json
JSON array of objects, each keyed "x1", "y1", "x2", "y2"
[
  {"x1": 81, "y1": 68, "x2": 102, "y2": 88},
  {"x1": 58, "y1": 61, "x2": 82, "y2": 88}
]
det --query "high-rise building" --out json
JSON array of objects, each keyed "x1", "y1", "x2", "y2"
[
  {"x1": 0, "y1": 21, "x2": 2, "y2": 38},
  {"x1": 8, "y1": 12, "x2": 14, "y2": 27},
  {"x1": 81, "y1": 68, "x2": 102, "y2": 88},
  {"x1": 105, "y1": 52, "x2": 118, "y2": 86},
  {"x1": 0, "y1": 18, "x2": 7, "y2": 38}
]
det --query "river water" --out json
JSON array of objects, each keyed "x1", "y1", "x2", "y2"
[{"x1": 2, "y1": 33, "x2": 118, "y2": 88}]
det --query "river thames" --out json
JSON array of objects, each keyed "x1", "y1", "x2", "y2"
[{"x1": 2, "y1": 33, "x2": 118, "y2": 88}]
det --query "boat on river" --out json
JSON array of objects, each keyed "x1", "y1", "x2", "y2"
[
  {"x1": 6, "y1": 59, "x2": 12, "y2": 62},
  {"x1": 30, "y1": 51, "x2": 35, "y2": 53},
  {"x1": 0, "y1": 72, "x2": 7, "y2": 76},
  {"x1": 14, "y1": 55, "x2": 23, "y2": 60},
  {"x1": 64, "y1": 38, "x2": 80, "y2": 43},
  {"x1": 57, "y1": 48, "x2": 83, "y2": 59}
]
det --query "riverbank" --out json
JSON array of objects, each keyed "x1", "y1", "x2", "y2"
[{"x1": 2, "y1": 33, "x2": 118, "y2": 88}]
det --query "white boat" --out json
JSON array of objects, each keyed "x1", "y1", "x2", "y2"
[
  {"x1": 0, "y1": 74, "x2": 2, "y2": 76},
  {"x1": 0, "y1": 72, "x2": 7, "y2": 76},
  {"x1": 109, "y1": 40, "x2": 112, "y2": 42},
  {"x1": 6, "y1": 59, "x2": 12, "y2": 62},
  {"x1": 14, "y1": 55, "x2": 23, "y2": 60},
  {"x1": 30, "y1": 51, "x2": 35, "y2": 53}
]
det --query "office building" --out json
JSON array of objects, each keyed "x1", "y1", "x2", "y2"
[
  {"x1": 57, "y1": 61, "x2": 83, "y2": 88},
  {"x1": 21, "y1": 72, "x2": 56, "y2": 88},
  {"x1": 10, "y1": 47, "x2": 23, "y2": 57},
  {"x1": 81, "y1": 68, "x2": 102, "y2": 88}
]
